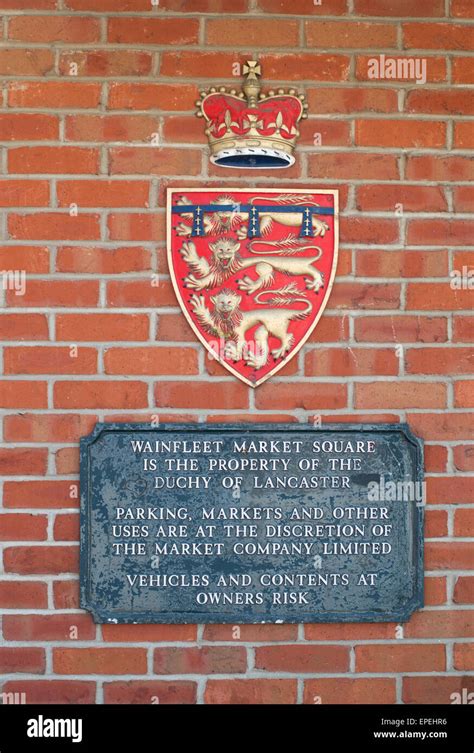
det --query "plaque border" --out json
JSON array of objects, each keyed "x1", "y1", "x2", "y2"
[{"x1": 80, "y1": 422, "x2": 424, "y2": 624}]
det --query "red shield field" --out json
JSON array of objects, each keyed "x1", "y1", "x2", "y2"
[{"x1": 167, "y1": 188, "x2": 339, "y2": 387}]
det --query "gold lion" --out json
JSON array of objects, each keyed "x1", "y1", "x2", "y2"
[
  {"x1": 190, "y1": 285, "x2": 312, "y2": 369},
  {"x1": 179, "y1": 237, "x2": 325, "y2": 295}
]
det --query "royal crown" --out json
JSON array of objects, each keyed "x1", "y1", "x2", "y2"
[{"x1": 196, "y1": 60, "x2": 308, "y2": 169}]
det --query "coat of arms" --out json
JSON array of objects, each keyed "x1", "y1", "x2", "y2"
[{"x1": 167, "y1": 189, "x2": 338, "y2": 387}]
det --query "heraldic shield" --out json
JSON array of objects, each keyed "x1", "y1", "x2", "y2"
[{"x1": 167, "y1": 188, "x2": 339, "y2": 387}]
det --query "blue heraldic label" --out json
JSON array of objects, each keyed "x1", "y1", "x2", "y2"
[{"x1": 80, "y1": 423, "x2": 424, "y2": 624}]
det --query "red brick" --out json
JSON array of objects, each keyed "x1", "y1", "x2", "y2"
[
  {"x1": 8, "y1": 213, "x2": 100, "y2": 242},
  {"x1": 55, "y1": 448, "x2": 79, "y2": 475},
  {"x1": 455, "y1": 381, "x2": 474, "y2": 408},
  {"x1": 0, "y1": 381, "x2": 47, "y2": 408},
  {"x1": 107, "y1": 278, "x2": 174, "y2": 306},
  {"x1": 424, "y1": 576, "x2": 447, "y2": 606},
  {"x1": 204, "y1": 679, "x2": 297, "y2": 704},
  {"x1": 0, "y1": 580, "x2": 47, "y2": 609},
  {"x1": 0, "y1": 114, "x2": 58, "y2": 141},
  {"x1": 8, "y1": 82, "x2": 101, "y2": 109},
  {"x1": 3, "y1": 614, "x2": 95, "y2": 641},
  {"x1": 255, "y1": 645, "x2": 349, "y2": 673},
  {"x1": 452, "y1": 0, "x2": 474, "y2": 16},
  {"x1": 355, "y1": 0, "x2": 444, "y2": 14},
  {"x1": 0, "y1": 49, "x2": 54, "y2": 76},
  {"x1": 4, "y1": 546, "x2": 79, "y2": 575},
  {"x1": 155, "y1": 381, "x2": 249, "y2": 410},
  {"x1": 406, "y1": 347, "x2": 474, "y2": 375},
  {"x1": 454, "y1": 445, "x2": 474, "y2": 472},
  {"x1": 356, "y1": 185, "x2": 447, "y2": 213},
  {"x1": 454, "y1": 576, "x2": 474, "y2": 604},
  {"x1": 356, "y1": 119, "x2": 445, "y2": 148},
  {"x1": 356, "y1": 249, "x2": 448, "y2": 278},
  {"x1": 0, "y1": 513, "x2": 48, "y2": 541},
  {"x1": 8, "y1": 147, "x2": 99, "y2": 174},
  {"x1": 340, "y1": 217, "x2": 399, "y2": 244},
  {"x1": 427, "y1": 476, "x2": 474, "y2": 504},
  {"x1": 306, "y1": 20, "x2": 396, "y2": 48},
  {"x1": 107, "y1": 214, "x2": 165, "y2": 242},
  {"x1": 307, "y1": 315, "x2": 350, "y2": 343},
  {"x1": 305, "y1": 623, "x2": 396, "y2": 641},
  {"x1": 407, "y1": 413, "x2": 474, "y2": 441},
  {"x1": 4, "y1": 480, "x2": 78, "y2": 509},
  {"x1": 109, "y1": 147, "x2": 201, "y2": 176},
  {"x1": 307, "y1": 87, "x2": 397, "y2": 114},
  {"x1": 57, "y1": 180, "x2": 150, "y2": 207},
  {"x1": 425, "y1": 509, "x2": 448, "y2": 538},
  {"x1": 56, "y1": 246, "x2": 151, "y2": 273},
  {"x1": 261, "y1": 53, "x2": 350, "y2": 81},
  {"x1": 405, "y1": 609, "x2": 474, "y2": 638},
  {"x1": 406, "y1": 284, "x2": 472, "y2": 311},
  {"x1": 356, "y1": 644, "x2": 445, "y2": 672},
  {"x1": 4, "y1": 414, "x2": 97, "y2": 443},
  {"x1": 54, "y1": 513, "x2": 79, "y2": 542},
  {"x1": 0, "y1": 314, "x2": 49, "y2": 341},
  {"x1": 255, "y1": 383, "x2": 347, "y2": 411},
  {"x1": 407, "y1": 89, "x2": 474, "y2": 115},
  {"x1": 104, "y1": 681, "x2": 196, "y2": 704},
  {"x1": 425, "y1": 543, "x2": 473, "y2": 570},
  {"x1": 5, "y1": 280, "x2": 99, "y2": 307},
  {"x1": 162, "y1": 115, "x2": 208, "y2": 145},
  {"x1": 424, "y1": 445, "x2": 448, "y2": 473},
  {"x1": 4, "y1": 346, "x2": 97, "y2": 375},
  {"x1": 54, "y1": 380, "x2": 148, "y2": 409},
  {"x1": 206, "y1": 19, "x2": 299, "y2": 47},
  {"x1": 453, "y1": 317, "x2": 474, "y2": 343},
  {"x1": 454, "y1": 508, "x2": 474, "y2": 537},
  {"x1": 54, "y1": 580, "x2": 80, "y2": 610},
  {"x1": 0, "y1": 245, "x2": 49, "y2": 269},
  {"x1": 0, "y1": 446, "x2": 48, "y2": 473},
  {"x1": 454, "y1": 186, "x2": 474, "y2": 211},
  {"x1": 105, "y1": 347, "x2": 198, "y2": 376},
  {"x1": 329, "y1": 282, "x2": 401, "y2": 310},
  {"x1": 59, "y1": 50, "x2": 152, "y2": 77},
  {"x1": 1, "y1": 680, "x2": 95, "y2": 704},
  {"x1": 407, "y1": 156, "x2": 474, "y2": 182},
  {"x1": 9, "y1": 16, "x2": 100, "y2": 43},
  {"x1": 57, "y1": 314, "x2": 149, "y2": 342},
  {"x1": 403, "y1": 676, "x2": 474, "y2": 704},
  {"x1": 305, "y1": 347, "x2": 398, "y2": 377},
  {"x1": 260, "y1": 0, "x2": 345, "y2": 11},
  {"x1": 304, "y1": 678, "x2": 396, "y2": 704},
  {"x1": 454, "y1": 644, "x2": 474, "y2": 671},
  {"x1": 65, "y1": 115, "x2": 159, "y2": 143},
  {"x1": 355, "y1": 381, "x2": 446, "y2": 410},
  {"x1": 108, "y1": 83, "x2": 199, "y2": 111},
  {"x1": 354, "y1": 315, "x2": 447, "y2": 343},
  {"x1": 54, "y1": 648, "x2": 147, "y2": 675},
  {"x1": 154, "y1": 647, "x2": 246, "y2": 675},
  {"x1": 0, "y1": 648, "x2": 45, "y2": 674},
  {"x1": 156, "y1": 313, "x2": 195, "y2": 342},
  {"x1": 453, "y1": 58, "x2": 474, "y2": 85},
  {"x1": 0, "y1": 0, "x2": 55, "y2": 6},
  {"x1": 102, "y1": 624, "x2": 196, "y2": 642},
  {"x1": 407, "y1": 219, "x2": 474, "y2": 246},
  {"x1": 309, "y1": 152, "x2": 398, "y2": 180},
  {"x1": 203, "y1": 624, "x2": 298, "y2": 642},
  {"x1": 403, "y1": 23, "x2": 474, "y2": 51},
  {"x1": 109, "y1": 17, "x2": 199, "y2": 45}
]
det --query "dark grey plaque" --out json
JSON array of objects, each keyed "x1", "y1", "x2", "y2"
[{"x1": 80, "y1": 423, "x2": 424, "y2": 624}]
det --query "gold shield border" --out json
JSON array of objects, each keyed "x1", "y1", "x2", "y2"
[{"x1": 166, "y1": 188, "x2": 339, "y2": 388}]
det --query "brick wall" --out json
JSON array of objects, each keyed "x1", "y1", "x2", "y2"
[{"x1": 0, "y1": 0, "x2": 473, "y2": 706}]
